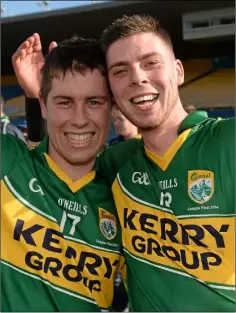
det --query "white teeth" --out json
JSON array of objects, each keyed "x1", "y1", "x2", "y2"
[
  {"x1": 66, "y1": 133, "x2": 93, "y2": 144},
  {"x1": 131, "y1": 94, "x2": 159, "y2": 104}
]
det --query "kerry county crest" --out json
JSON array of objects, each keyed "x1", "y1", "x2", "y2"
[
  {"x1": 99, "y1": 208, "x2": 117, "y2": 240},
  {"x1": 188, "y1": 170, "x2": 214, "y2": 204}
]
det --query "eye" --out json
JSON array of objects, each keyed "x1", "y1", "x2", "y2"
[
  {"x1": 145, "y1": 60, "x2": 159, "y2": 67},
  {"x1": 57, "y1": 100, "x2": 72, "y2": 107},
  {"x1": 113, "y1": 69, "x2": 128, "y2": 76},
  {"x1": 87, "y1": 100, "x2": 102, "y2": 106}
]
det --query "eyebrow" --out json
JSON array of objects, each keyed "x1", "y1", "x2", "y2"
[
  {"x1": 86, "y1": 96, "x2": 108, "y2": 101},
  {"x1": 52, "y1": 95, "x2": 108, "y2": 101},
  {"x1": 108, "y1": 52, "x2": 163, "y2": 71},
  {"x1": 52, "y1": 95, "x2": 72, "y2": 101}
]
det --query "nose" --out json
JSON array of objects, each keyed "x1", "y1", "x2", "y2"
[
  {"x1": 70, "y1": 103, "x2": 89, "y2": 128},
  {"x1": 130, "y1": 66, "x2": 149, "y2": 87}
]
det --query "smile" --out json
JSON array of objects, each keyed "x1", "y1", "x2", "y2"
[
  {"x1": 130, "y1": 94, "x2": 159, "y2": 110},
  {"x1": 65, "y1": 132, "x2": 95, "y2": 146},
  {"x1": 131, "y1": 94, "x2": 159, "y2": 104}
]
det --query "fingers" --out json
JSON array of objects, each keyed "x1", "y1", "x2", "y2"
[
  {"x1": 24, "y1": 33, "x2": 42, "y2": 51},
  {"x1": 12, "y1": 33, "x2": 42, "y2": 63},
  {"x1": 48, "y1": 41, "x2": 57, "y2": 52},
  {"x1": 31, "y1": 33, "x2": 42, "y2": 50},
  {"x1": 12, "y1": 40, "x2": 28, "y2": 63}
]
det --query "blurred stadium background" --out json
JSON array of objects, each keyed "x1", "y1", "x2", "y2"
[{"x1": 1, "y1": 0, "x2": 235, "y2": 139}]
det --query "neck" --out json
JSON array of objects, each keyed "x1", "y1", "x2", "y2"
[
  {"x1": 48, "y1": 144, "x2": 95, "y2": 182},
  {"x1": 141, "y1": 102, "x2": 188, "y2": 156}
]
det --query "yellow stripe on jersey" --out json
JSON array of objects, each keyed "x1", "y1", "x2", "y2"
[
  {"x1": 112, "y1": 179, "x2": 235, "y2": 287},
  {"x1": 1, "y1": 180, "x2": 120, "y2": 308},
  {"x1": 29, "y1": 142, "x2": 40, "y2": 150},
  {"x1": 145, "y1": 129, "x2": 191, "y2": 171},
  {"x1": 44, "y1": 154, "x2": 95, "y2": 192}
]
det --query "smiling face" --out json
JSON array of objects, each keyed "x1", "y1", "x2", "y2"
[
  {"x1": 106, "y1": 32, "x2": 184, "y2": 131},
  {"x1": 40, "y1": 69, "x2": 111, "y2": 167}
]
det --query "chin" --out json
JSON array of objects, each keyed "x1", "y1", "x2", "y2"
[
  {"x1": 139, "y1": 119, "x2": 162, "y2": 131},
  {"x1": 131, "y1": 115, "x2": 154, "y2": 128},
  {"x1": 65, "y1": 151, "x2": 96, "y2": 166},
  {"x1": 67, "y1": 157, "x2": 94, "y2": 166}
]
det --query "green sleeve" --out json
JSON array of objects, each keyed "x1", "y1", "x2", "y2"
[
  {"x1": 1, "y1": 134, "x2": 30, "y2": 178},
  {"x1": 215, "y1": 117, "x2": 234, "y2": 158},
  {"x1": 97, "y1": 138, "x2": 141, "y2": 185}
]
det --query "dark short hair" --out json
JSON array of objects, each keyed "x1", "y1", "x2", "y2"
[
  {"x1": 100, "y1": 14, "x2": 174, "y2": 54},
  {"x1": 40, "y1": 35, "x2": 109, "y2": 102}
]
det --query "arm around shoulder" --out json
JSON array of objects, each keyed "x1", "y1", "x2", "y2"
[{"x1": 98, "y1": 138, "x2": 141, "y2": 185}]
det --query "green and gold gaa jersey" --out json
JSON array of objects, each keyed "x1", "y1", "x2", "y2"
[
  {"x1": 1, "y1": 135, "x2": 123, "y2": 312},
  {"x1": 101, "y1": 111, "x2": 235, "y2": 312}
]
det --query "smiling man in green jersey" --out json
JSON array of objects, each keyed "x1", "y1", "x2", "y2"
[
  {"x1": 12, "y1": 14, "x2": 235, "y2": 312},
  {"x1": 1, "y1": 36, "x2": 129, "y2": 312},
  {"x1": 99, "y1": 14, "x2": 235, "y2": 312}
]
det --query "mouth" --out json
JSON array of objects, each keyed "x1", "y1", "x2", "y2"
[
  {"x1": 65, "y1": 132, "x2": 95, "y2": 147},
  {"x1": 130, "y1": 94, "x2": 159, "y2": 110}
]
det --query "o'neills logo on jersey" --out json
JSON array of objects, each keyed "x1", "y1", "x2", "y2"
[
  {"x1": 188, "y1": 170, "x2": 214, "y2": 204},
  {"x1": 99, "y1": 208, "x2": 117, "y2": 240}
]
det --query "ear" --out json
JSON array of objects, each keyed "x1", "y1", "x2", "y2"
[
  {"x1": 174, "y1": 59, "x2": 184, "y2": 86},
  {"x1": 39, "y1": 96, "x2": 47, "y2": 120}
]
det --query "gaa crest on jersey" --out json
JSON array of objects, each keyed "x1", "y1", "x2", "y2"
[
  {"x1": 188, "y1": 170, "x2": 214, "y2": 204},
  {"x1": 99, "y1": 207, "x2": 117, "y2": 240}
]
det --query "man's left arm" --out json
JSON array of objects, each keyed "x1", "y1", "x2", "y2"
[{"x1": 217, "y1": 118, "x2": 235, "y2": 158}]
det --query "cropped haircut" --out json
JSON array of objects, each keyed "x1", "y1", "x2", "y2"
[
  {"x1": 40, "y1": 36, "x2": 109, "y2": 102},
  {"x1": 100, "y1": 14, "x2": 174, "y2": 54}
]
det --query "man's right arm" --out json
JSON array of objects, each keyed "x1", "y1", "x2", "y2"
[
  {"x1": 25, "y1": 97, "x2": 45, "y2": 143},
  {"x1": 12, "y1": 33, "x2": 57, "y2": 145}
]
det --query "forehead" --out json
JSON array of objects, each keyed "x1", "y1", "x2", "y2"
[
  {"x1": 49, "y1": 69, "x2": 108, "y2": 97},
  {"x1": 106, "y1": 32, "x2": 171, "y2": 65}
]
